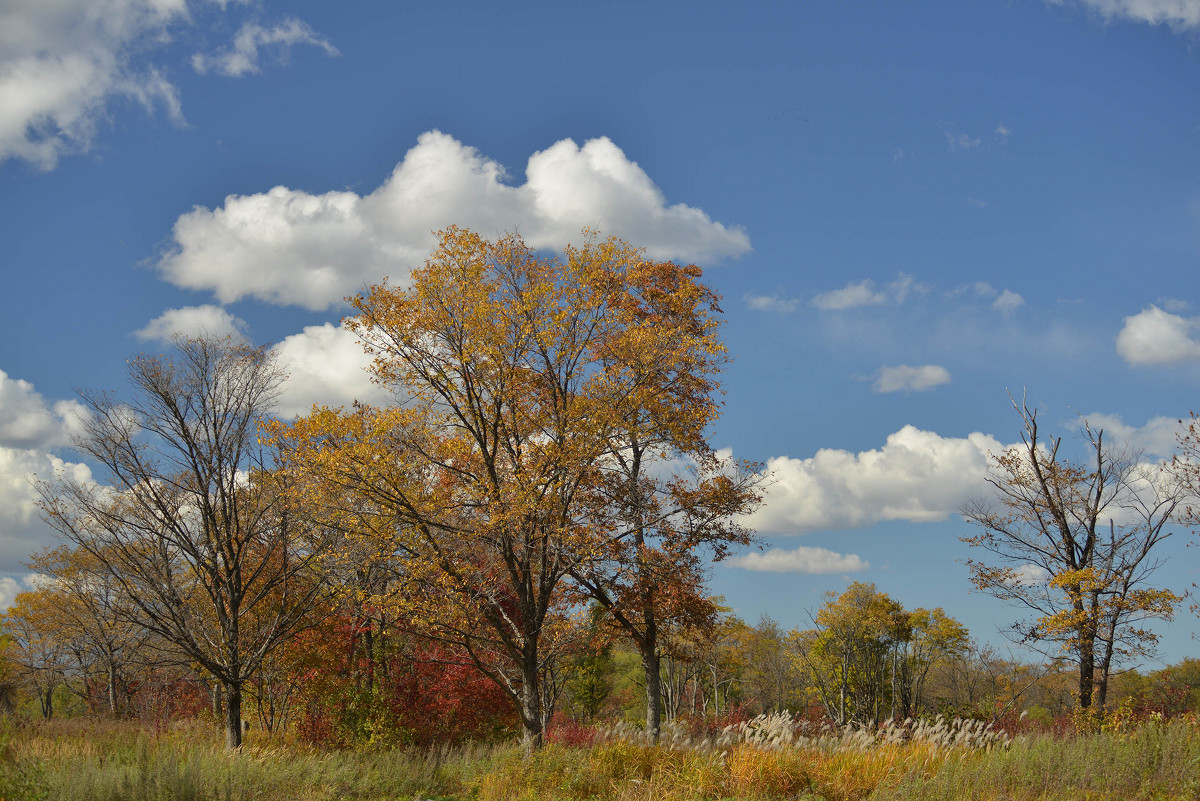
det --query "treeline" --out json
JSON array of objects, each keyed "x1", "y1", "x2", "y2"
[
  {"x1": 1, "y1": 227, "x2": 1198, "y2": 752},
  {"x1": 5, "y1": 572, "x2": 1200, "y2": 749}
]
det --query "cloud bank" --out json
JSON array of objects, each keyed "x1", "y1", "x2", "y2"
[
  {"x1": 0, "y1": 372, "x2": 93, "y2": 574},
  {"x1": 156, "y1": 130, "x2": 752, "y2": 310}
]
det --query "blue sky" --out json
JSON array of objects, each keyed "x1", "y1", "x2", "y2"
[{"x1": 2, "y1": 0, "x2": 1200, "y2": 666}]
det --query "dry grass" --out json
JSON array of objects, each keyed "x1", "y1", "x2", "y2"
[{"x1": 2, "y1": 713, "x2": 1198, "y2": 801}]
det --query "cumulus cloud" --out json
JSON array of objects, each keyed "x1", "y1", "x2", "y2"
[
  {"x1": 134, "y1": 305, "x2": 249, "y2": 343},
  {"x1": 0, "y1": 446, "x2": 93, "y2": 572},
  {"x1": 747, "y1": 425, "x2": 1007, "y2": 534},
  {"x1": 271, "y1": 324, "x2": 391, "y2": 418},
  {"x1": 191, "y1": 17, "x2": 339, "y2": 77},
  {"x1": 812, "y1": 273, "x2": 918, "y2": 311},
  {"x1": 872, "y1": 364, "x2": 951, "y2": 393},
  {"x1": 992, "y1": 290, "x2": 1025, "y2": 314},
  {"x1": 156, "y1": 130, "x2": 751, "y2": 310},
  {"x1": 1116, "y1": 306, "x2": 1200, "y2": 366},
  {"x1": 0, "y1": 0, "x2": 188, "y2": 168},
  {"x1": 1078, "y1": 412, "x2": 1187, "y2": 458},
  {"x1": 0, "y1": 370, "x2": 87, "y2": 450},
  {"x1": 1060, "y1": 0, "x2": 1200, "y2": 29},
  {"x1": 745, "y1": 294, "x2": 799, "y2": 314},
  {"x1": 727, "y1": 545, "x2": 869, "y2": 574}
]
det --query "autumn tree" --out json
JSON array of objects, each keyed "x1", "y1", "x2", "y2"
[
  {"x1": 961, "y1": 399, "x2": 1183, "y2": 710},
  {"x1": 276, "y1": 227, "x2": 751, "y2": 750},
  {"x1": 564, "y1": 253, "x2": 761, "y2": 739},
  {"x1": 20, "y1": 547, "x2": 148, "y2": 715},
  {"x1": 38, "y1": 336, "x2": 336, "y2": 748},
  {"x1": 3, "y1": 591, "x2": 73, "y2": 719}
]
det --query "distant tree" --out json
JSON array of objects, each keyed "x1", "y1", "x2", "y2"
[
  {"x1": 3, "y1": 590, "x2": 73, "y2": 719},
  {"x1": 962, "y1": 398, "x2": 1183, "y2": 709},
  {"x1": 38, "y1": 336, "x2": 336, "y2": 748}
]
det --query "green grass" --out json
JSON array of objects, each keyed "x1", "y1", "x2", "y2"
[{"x1": 3, "y1": 716, "x2": 1200, "y2": 801}]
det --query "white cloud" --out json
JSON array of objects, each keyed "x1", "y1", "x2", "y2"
[
  {"x1": 873, "y1": 364, "x2": 951, "y2": 393},
  {"x1": 1062, "y1": 0, "x2": 1200, "y2": 29},
  {"x1": 745, "y1": 294, "x2": 799, "y2": 314},
  {"x1": 967, "y1": 197, "x2": 990, "y2": 208},
  {"x1": 0, "y1": 0, "x2": 188, "y2": 168},
  {"x1": 0, "y1": 370, "x2": 87, "y2": 450},
  {"x1": 992, "y1": 290, "x2": 1025, "y2": 314},
  {"x1": 1078, "y1": 412, "x2": 1187, "y2": 458},
  {"x1": 1116, "y1": 305, "x2": 1200, "y2": 365},
  {"x1": 748, "y1": 425, "x2": 1007, "y2": 534},
  {"x1": 0, "y1": 573, "x2": 43, "y2": 612},
  {"x1": 812, "y1": 273, "x2": 918, "y2": 311},
  {"x1": 996, "y1": 124, "x2": 1012, "y2": 143},
  {"x1": 271, "y1": 324, "x2": 391, "y2": 418},
  {"x1": 134, "y1": 304, "x2": 249, "y2": 343},
  {"x1": 191, "y1": 17, "x2": 339, "y2": 77},
  {"x1": 1008, "y1": 563, "x2": 1051, "y2": 587},
  {"x1": 945, "y1": 130, "x2": 982, "y2": 151},
  {"x1": 728, "y1": 545, "x2": 869, "y2": 574},
  {"x1": 0, "y1": 447, "x2": 93, "y2": 572},
  {"x1": 156, "y1": 130, "x2": 752, "y2": 310}
]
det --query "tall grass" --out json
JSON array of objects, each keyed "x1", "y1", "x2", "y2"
[{"x1": 4, "y1": 714, "x2": 1199, "y2": 801}]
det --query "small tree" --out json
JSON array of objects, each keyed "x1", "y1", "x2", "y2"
[
  {"x1": 961, "y1": 398, "x2": 1183, "y2": 709},
  {"x1": 38, "y1": 336, "x2": 335, "y2": 748}
]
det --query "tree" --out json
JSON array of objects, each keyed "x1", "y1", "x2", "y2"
[
  {"x1": 38, "y1": 336, "x2": 335, "y2": 748},
  {"x1": 961, "y1": 398, "x2": 1183, "y2": 710},
  {"x1": 564, "y1": 253, "x2": 761, "y2": 739},
  {"x1": 276, "y1": 227, "x2": 750, "y2": 750},
  {"x1": 792, "y1": 582, "x2": 907, "y2": 727}
]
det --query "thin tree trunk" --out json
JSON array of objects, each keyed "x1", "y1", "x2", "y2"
[{"x1": 107, "y1": 664, "x2": 117, "y2": 715}]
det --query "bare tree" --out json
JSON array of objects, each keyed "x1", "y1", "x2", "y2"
[
  {"x1": 961, "y1": 397, "x2": 1183, "y2": 709},
  {"x1": 38, "y1": 337, "x2": 334, "y2": 748}
]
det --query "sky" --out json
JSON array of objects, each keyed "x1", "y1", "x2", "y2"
[{"x1": 2, "y1": 0, "x2": 1200, "y2": 667}]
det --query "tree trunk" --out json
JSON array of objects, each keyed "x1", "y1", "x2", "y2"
[
  {"x1": 642, "y1": 647, "x2": 663, "y2": 742},
  {"x1": 107, "y1": 664, "x2": 117, "y2": 715},
  {"x1": 41, "y1": 686, "x2": 53, "y2": 720},
  {"x1": 1078, "y1": 643, "x2": 1095, "y2": 709},
  {"x1": 224, "y1": 682, "x2": 244, "y2": 749},
  {"x1": 517, "y1": 634, "x2": 543, "y2": 753},
  {"x1": 211, "y1": 680, "x2": 222, "y2": 718}
]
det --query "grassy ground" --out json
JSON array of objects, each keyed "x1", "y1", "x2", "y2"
[{"x1": 2, "y1": 716, "x2": 1199, "y2": 801}]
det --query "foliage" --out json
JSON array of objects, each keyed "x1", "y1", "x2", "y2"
[
  {"x1": 962, "y1": 398, "x2": 1183, "y2": 709},
  {"x1": 274, "y1": 227, "x2": 756, "y2": 750},
  {"x1": 792, "y1": 583, "x2": 968, "y2": 727}
]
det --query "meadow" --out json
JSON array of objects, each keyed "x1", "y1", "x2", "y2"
[{"x1": 4, "y1": 712, "x2": 1200, "y2": 801}]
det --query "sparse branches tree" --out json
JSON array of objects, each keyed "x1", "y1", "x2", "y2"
[
  {"x1": 961, "y1": 398, "x2": 1183, "y2": 710},
  {"x1": 37, "y1": 336, "x2": 337, "y2": 748}
]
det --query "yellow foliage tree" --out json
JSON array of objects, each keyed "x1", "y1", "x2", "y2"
[{"x1": 273, "y1": 227, "x2": 755, "y2": 750}]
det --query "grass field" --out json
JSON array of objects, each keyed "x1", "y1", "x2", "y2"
[{"x1": 3, "y1": 715, "x2": 1199, "y2": 801}]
